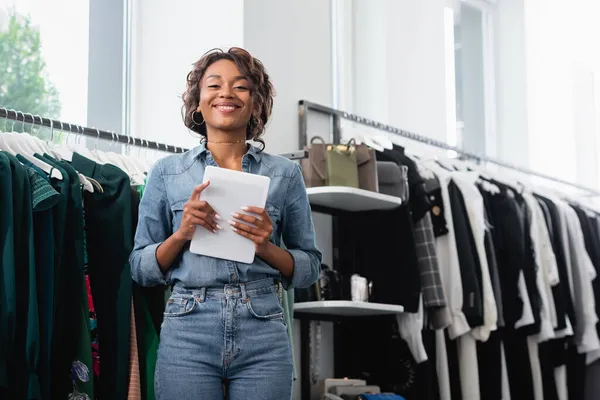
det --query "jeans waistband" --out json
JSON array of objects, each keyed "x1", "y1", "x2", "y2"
[{"x1": 171, "y1": 278, "x2": 278, "y2": 302}]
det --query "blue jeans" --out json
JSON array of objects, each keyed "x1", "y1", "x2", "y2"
[{"x1": 155, "y1": 278, "x2": 294, "y2": 399}]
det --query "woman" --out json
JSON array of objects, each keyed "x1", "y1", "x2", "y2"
[{"x1": 129, "y1": 47, "x2": 322, "y2": 399}]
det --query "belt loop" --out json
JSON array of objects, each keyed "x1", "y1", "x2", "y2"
[
  {"x1": 240, "y1": 282, "x2": 248, "y2": 302},
  {"x1": 196, "y1": 287, "x2": 206, "y2": 303}
]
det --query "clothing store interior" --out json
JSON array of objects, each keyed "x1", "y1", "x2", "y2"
[{"x1": 2, "y1": 0, "x2": 600, "y2": 400}]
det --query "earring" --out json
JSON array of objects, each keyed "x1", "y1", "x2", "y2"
[{"x1": 191, "y1": 110, "x2": 205, "y2": 126}]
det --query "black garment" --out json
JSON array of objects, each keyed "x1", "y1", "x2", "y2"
[
  {"x1": 376, "y1": 146, "x2": 431, "y2": 223},
  {"x1": 479, "y1": 189, "x2": 505, "y2": 327},
  {"x1": 477, "y1": 329, "x2": 502, "y2": 400},
  {"x1": 504, "y1": 328, "x2": 535, "y2": 400},
  {"x1": 535, "y1": 195, "x2": 573, "y2": 331},
  {"x1": 448, "y1": 180, "x2": 484, "y2": 328},
  {"x1": 513, "y1": 192, "x2": 542, "y2": 335},
  {"x1": 567, "y1": 341, "x2": 586, "y2": 400},
  {"x1": 539, "y1": 340, "x2": 560, "y2": 400},
  {"x1": 423, "y1": 177, "x2": 449, "y2": 237},
  {"x1": 444, "y1": 330, "x2": 462, "y2": 400},
  {"x1": 483, "y1": 184, "x2": 524, "y2": 328},
  {"x1": 335, "y1": 317, "x2": 438, "y2": 400},
  {"x1": 335, "y1": 205, "x2": 421, "y2": 311},
  {"x1": 71, "y1": 153, "x2": 133, "y2": 400},
  {"x1": 571, "y1": 205, "x2": 600, "y2": 339}
]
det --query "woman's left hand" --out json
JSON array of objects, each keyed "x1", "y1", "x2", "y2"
[{"x1": 229, "y1": 206, "x2": 273, "y2": 255}]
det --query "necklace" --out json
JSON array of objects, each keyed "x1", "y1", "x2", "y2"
[{"x1": 206, "y1": 139, "x2": 246, "y2": 144}]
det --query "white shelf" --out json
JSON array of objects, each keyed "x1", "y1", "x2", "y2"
[
  {"x1": 294, "y1": 300, "x2": 404, "y2": 317},
  {"x1": 306, "y1": 186, "x2": 402, "y2": 212}
]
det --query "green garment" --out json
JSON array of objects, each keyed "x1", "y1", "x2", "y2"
[
  {"x1": 3, "y1": 152, "x2": 41, "y2": 399},
  {"x1": 16, "y1": 154, "x2": 49, "y2": 182},
  {"x1": 133, "y1": 284, "x2": 163, "y2": 400},
  {"x1": 282, "y1": 288, "x2": 297, "y2": 381},
  {"x1": 0, "y1": 152, "x2": 15, "y2": 391},
  {"x1": 35, "y1": 155, "x2": 73, "y2": 400},
  {"x1": 25, "y1": 166, "x2": 61, "y2": 400},
  {"x1": 71, "y1": 152, "x2": 133, "y2": 400},
  {"x1": 58, "y1": 159, "x2": 95, "y2": 399}
]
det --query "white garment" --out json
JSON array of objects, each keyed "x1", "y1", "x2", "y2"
[
  {"x1": 420, "y1": 161, "x2": 470, "y2": 339},
  {"x1": 522, "y1": 192, "x2": 557, "y2": 342},
  {"x1": 560, "y1": 203, "x2": 600, "y2": 353},
  {"x1": 452, "y1": 172, "x2": 498, "y2": 342},
  {"x1": 435, "y1": 329, "x2": 452, "y2": 400},
  {"x1": 527, "y1": 336, "x2": 544, "y2": 400},
  {"x1": 555, "y1": 365, "x2": 568, "y2": 400},
  {"x1": 396, "y1": 296, "x2": 428, "y2": 363},
  {"x1": 515, "y1": 271, "x2": 535, "y2": 329},
  {"x1": 457, "y1": 334, "x2": 480, "y2": 400}
]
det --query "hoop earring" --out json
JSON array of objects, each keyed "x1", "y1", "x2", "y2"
[{"x1": 191, "y1": 110, "x2": 205, "y2": 126}]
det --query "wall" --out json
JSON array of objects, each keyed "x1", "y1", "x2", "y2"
[
  {"x1": 129, "y1": 0, "x2": 244, "y2": 151},
  {"x1": 243, "y1": 0, "x2": 333, "y2": 155},
  {"x1": 351, "y1": 0, "x2": 448, "y2": 144}
]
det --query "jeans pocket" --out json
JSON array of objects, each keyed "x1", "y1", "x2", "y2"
[
  {"x1": 163, "y1": 295, "x2": 197, "y2": 317},
  {"x1": 245, "y1": 291, "x2": 284, "y2": 320}
]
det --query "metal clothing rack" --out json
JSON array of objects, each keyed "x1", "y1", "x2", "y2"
[
  {"x1": 298, "y1": 99, "x2": 600, "y2": 196},
  {"x1": 0, "y1": 107, "x2": 308, "y2": 160}
]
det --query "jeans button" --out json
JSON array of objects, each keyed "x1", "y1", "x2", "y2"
[{"x1": 226, "y1": 288, "x2": 232, "y2": 295}]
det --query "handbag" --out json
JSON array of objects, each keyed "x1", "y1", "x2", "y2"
[
  {"x1": 301, "y1": 136, "x2": 328, "y2": 188},
  {"x1": 325, "y1": 139, "x2": 359, "y2": 188},
  {"x1": 376, "y1": 161, "x2": 409, "y2": 201},
  {"x1": 356, "y1": 145, "x2": 378, "y2": 192}
]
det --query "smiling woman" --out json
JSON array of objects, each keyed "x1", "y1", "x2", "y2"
[
  {"x1": 129, "y1": 46, "x2": 322, "y2": 400},
  {"x1": 182, "y1": 47, "x2": 274, "y2": 151}
]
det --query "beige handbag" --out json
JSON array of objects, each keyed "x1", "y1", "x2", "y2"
[
  {"x1": 301, "y1": 137, "x2": 360, "y2": 188},
  {"x1": 300, "y1": 136, "x2": 328, "y2": 188}
]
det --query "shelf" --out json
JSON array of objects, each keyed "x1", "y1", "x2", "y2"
[
  {"x1": 306, "y1": 186, "x2": 402, "y2": 212},
  {"x1": 294, "y1": 300, "x2": 404, "y2": 318}
]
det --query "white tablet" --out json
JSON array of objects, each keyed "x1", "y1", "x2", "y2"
[{"x1": 189, "y1": 166, "x2": 271, "y2": 264}]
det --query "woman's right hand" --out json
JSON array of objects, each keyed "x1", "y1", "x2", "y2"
[{"x1": 174, "y1": 181, "x2": 222, "y2": 241}]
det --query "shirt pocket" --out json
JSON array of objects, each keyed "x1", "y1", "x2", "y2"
[
  {"x1": 170, "y1": 200, "x2": 186, "y2": 232},
  {"x1": 265, "y1": 203, "x2": 281, "y2": 241},
  {"x1": 164, "y1": 294, "x2": 197, "y2": 317}
]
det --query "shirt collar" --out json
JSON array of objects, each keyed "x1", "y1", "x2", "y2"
[{"x1": 193, "y1": 141, "x2": 262, "y2": 162}]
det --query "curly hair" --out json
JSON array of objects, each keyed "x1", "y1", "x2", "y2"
[{"x1": 182, "y1": 47, "x2": 275, "y2": 150}]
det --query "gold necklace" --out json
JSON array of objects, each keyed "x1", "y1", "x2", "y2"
[{"x1": 206, "y1": 139, "x2": 247, "y2": 144}]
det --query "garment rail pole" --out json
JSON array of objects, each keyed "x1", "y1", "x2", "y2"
[
  {"x1": 1, "y1": 107, "x2": 187, "y2": 154},
  {"x1": 1, "y1": 107, "x2": 308, "y2": 160},
  {"x1": 298, "y1": 100, "x2": 600, "y2": 196}
]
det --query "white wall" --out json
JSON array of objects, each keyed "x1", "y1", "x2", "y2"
[
  {"x1": 494, "y1": 0, "x2": 530, "y2": 168},
  {"x1": 351, "y1": 0, "x2": 448, "y2": 144},
  {"x1": 129, "y1": 0, "x2": 244, "y2": 151},
  {"x1": 243, "y1": 0, "x2": 333, "y2": 155}
]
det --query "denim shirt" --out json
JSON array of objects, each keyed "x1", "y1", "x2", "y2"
[{"x1": 129, "y1": 143, "x2": 322, "y2": 290}]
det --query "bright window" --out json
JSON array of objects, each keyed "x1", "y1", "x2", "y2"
[{"x1": 0, "y1": 0, "x2": 90, "y2": 128}]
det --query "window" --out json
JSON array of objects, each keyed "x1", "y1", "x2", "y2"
[
  {"x1": 0, "y1": 0, "x2": 90, "y2": 140},
  {"x1": 444, "y1": 0, "x2": 496, "y2": 156}
]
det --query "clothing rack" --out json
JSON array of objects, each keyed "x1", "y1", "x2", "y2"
[
  {"x1": 0, "y1": 107, "x2": 308, "y2": 160},
  {"x1": 298, "y1": 100, "x2": 600, "y2": 196}
]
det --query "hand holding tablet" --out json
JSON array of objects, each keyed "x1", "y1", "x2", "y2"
[{"x1": 189, "y1": 166, "x2": 271, "y2": 264}]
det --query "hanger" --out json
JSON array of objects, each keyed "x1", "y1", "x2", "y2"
[
  {"x1": 3, "y1": 111, "x2": 64, "y2": 180},
  {"x1": 54, "y1": 122, "x2": 74, "y2": 161}
]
